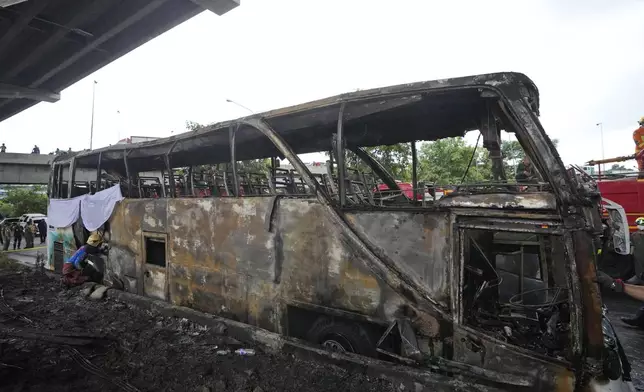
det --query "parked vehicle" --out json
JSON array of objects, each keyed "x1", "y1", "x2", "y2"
[
  {"x1": 19, "y1": 213, "x2": 46, "y2": 235},
  {"x1": 47, "y1": 72, "x2": 633, "y2": 391}
]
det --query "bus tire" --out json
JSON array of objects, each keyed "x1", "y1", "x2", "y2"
[{"x1": 305, "y1": 317, "x2": 376, "y2": 357}]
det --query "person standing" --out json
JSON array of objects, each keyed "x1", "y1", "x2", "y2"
[
  {"x1": 626, "y1": 217, "x2": 644, "y2": 285},
  {"x1": 12, "y1": 224, "x2": 22, "y2": 250},
  {"x1": 515, "y1": 156, "x2": 538, "y2": 183},
  {"x1": 23, "y1": 220, "x2": 34, "y2": 249},
  {"x1": 37, "y1": 219, "x2": 47, "y2": 244},
  {"x1": 633, "y1": 117, "x2": 644, "y2": 177},
  {"x1": 2, "y1": 225, "x2": 10, "y2": 251},
  {"x1": 0, "y1": 143, "x2": 6, "y2": 153},
  {"x1": 597, "y1": 271, "x2": 644, "y2": 328}
]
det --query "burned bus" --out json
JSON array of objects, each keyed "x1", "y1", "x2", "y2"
[{"x1": 47, "y1": 72, "x2": 633, "y2": 391}]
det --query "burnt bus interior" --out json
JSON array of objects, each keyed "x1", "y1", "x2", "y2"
[
  {"x1": 49, "y1": 83, "x2": 573, "y2": 364},
  {"x1": 462, "y1": 229, "x2": 570, "y2": 358}
]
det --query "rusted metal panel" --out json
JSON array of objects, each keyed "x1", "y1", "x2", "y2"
[
  {"x1": 166, "y1": 197, "x2": 278, "y2": 330},
  {"x1": 142, "y1": 198, "x2": 168, "y2": 232},
  {"x1": 344, "y1": 210, "x2": 451, "y2": 308},
  {"x1": 143, "y1": 265, "x2": 166, "y2": 300},
  {"x1": 105, "y1": 196, "x2": 423, "y2": 337},
  {"x1": 105, "y1": 200, "x2": 145, "y2": 294},
  {"x1": 437, "y1": 193, "x2": 557, "y2": 210},
  {"x1": 277, "y1": 200, "x2": 409, "y2": 321},
  {"x1": 452, "y1": 325, "x2": 575, "y2": 390}
]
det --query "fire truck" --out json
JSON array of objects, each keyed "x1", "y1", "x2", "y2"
[
  {"x1": 586, "y1": 154, "x2": 644, "y2": 233},
  {"x1": 584, "y1": 154, "x2": 642, "y2": 278}
]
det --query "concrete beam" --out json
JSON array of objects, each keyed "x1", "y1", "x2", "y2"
[
  {"x1": 0, "y1": 82, "x2": 60, "y2": 102},
  {"x1": 190, "y1": 0, "x2": 239, "y2": 16},
  {"x1": 0, "y1": 153, "x2": 94, "y2": 184}
]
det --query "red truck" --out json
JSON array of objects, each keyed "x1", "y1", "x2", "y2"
[
  {"x1": 598, "y1": 176, "x2": 644, "y2": 232},
  {"x1": 582, "y1": 156, "x2": 642, "y2": 278}
]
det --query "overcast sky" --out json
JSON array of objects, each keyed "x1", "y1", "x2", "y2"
[{"x1": 1, "y1": 0, "x2": 643, "y2": 167}]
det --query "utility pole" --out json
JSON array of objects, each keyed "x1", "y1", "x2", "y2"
[
  {"x1": 596, "y1": 122, "x2": 604, "y2": 172},
  {"x1": 90, "y1": 80, "x2": 97, "y2": 150}
]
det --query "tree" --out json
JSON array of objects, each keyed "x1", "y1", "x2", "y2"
[
  {"x1": 0, "y1": 200, "x2": 14, "y2": 218},
  {"x1": 346, "y1": 144, "x2": 412, "y2": 181},
  {"x1": 185, "y1": 121, "x2": 206, "y2": 132},
  {"x1": 610, "y1": 164, "x2": 629, "y2": 172},
  {"x1": 3, "y1": 186, "x2": 47, "y2": 216},
  {"x1": 414, "y1": 135, "x2": 559, "y2": 185},
  {"x1": 417, "y1": 137, "x2": 491, "y2": 185}
]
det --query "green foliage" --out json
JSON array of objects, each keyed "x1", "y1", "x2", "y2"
[
  {"x1": 0, "y1": 200, "x2": 15, "y2": 218},
  {"x1": 346, "y1": 144, "x2": 412, "y2": 181},
  {"x1": 2, "y1": 186, "x2": 47, "y2": 217},
  {"x1": 417, "y1": 137, "x2": 492, "y2": 184},
  {"x1": 185, "y1": 121, "x2": 206, "y2": 132},
  {"x1": 238, "y1": 158, "x2": 271, "y2": 174}
]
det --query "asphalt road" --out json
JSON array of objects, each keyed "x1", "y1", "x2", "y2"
[
  {"x1": 603, "y1": 293, "x2": 644, "y2": 389},
  {"x1": 2, "y1": 244, "x2": 46, "y2": 266}
]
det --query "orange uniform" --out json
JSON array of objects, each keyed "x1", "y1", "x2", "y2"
[{"x1": 634, "y1": 126, "x2": 644, "y2": 171}]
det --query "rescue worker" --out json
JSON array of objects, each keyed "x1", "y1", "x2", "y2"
[
  {"x1": 515, "y1": 156, "x2": 537, "y2": 183},
  {"x1": 0, "y1": 143, "x2": 6, "y2": 153},
  {"x1": 633, "y1": 117, "x2": 644, "y2": 177},
  {"x1": 626, "y1": 217, "x2": 644, "y2": 285},
  {"x1": 23, "y1": 220, "x2": 35, "y2": 249},
  {"x1": 597, "y1": 271, "x2": 644, "y2": 328},
  {"x1": 62, "y1": 232, "x2": 106, "y2": 287},
  {"x1": 31, "y1": 145, "x2": 40, "y2": 154},
  {"x1": 12, "y1": 223, "x2": 22, "y2": 250},
  {"x1": 37, "y1": 219, "x2": 47, "y2": 244},
  {"x1": 2, "y1": 225, "x2": 10, "y2": 251}
]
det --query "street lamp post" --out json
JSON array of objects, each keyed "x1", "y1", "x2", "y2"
[
  {"x1": 225, "y1": 99, "x2": 254, "y2": 114},
  {"x1": 116, "y1": 109, "x2": 121, "y2": 141},
  {"x1": 89, "y1": 80, "x2": 97, "y2": 150},
  {"x1": 596, "y1": 122, "x2": 605, "y2": 172}
]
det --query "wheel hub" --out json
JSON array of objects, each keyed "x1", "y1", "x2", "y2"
[{"x1": 322, "y1": 339, "x2": 348, "y2": 353}]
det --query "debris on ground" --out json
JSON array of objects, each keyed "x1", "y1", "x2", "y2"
[
  {"x1": 88, "y1": 284, "x2": 108, "y2": 300},
  {"x1": 0, "y1": 260, "x2": 398, "y2": 392}
]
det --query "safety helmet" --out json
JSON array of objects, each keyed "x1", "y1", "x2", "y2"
[
  {"x1": 639, "y1": 116, "x2": 644, "y2": 126},
  {"x1": 87, "y1": 231, "x2": 103, "y2": 247},
  {"x1": 636, "y1": 217, "x2": 644, "y2": 227}
]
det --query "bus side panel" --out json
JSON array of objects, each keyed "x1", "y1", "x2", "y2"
[
  {"x1": 277, "y1": 199, "x2": 409, "y2": 321},
  {"x1": 106, "y1": 200, "x2": 147, "y2": 294},
  {"x1": 344, "y1": 211, "x2": 451, "y2": 308},
  {"x1": 106, "y1": 197, "x2": 438, "y2": 339},
  {"x1": 168, "y1": 197, "x2": 279, "y2": 332}
]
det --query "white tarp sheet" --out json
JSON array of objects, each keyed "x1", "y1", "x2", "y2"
[
  {"x1": 80, "y1": 185, "x2": 124, "y2": 231},
  {"x1": 47, "y1": 196, "x2": 84, "y2": 228}
]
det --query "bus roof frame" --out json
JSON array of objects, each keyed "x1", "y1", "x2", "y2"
[{"x1": 56, "y1": 72, "x2": 540, "y2": 174}]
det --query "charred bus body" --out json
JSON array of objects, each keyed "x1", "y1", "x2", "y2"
[{"x1": 47, "y1": 73, "x2": 632, "y2": 391}]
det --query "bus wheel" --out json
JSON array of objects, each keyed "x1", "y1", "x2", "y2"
[{"x1": 305, "y1": 318, "x2": 376, "y2": 357}]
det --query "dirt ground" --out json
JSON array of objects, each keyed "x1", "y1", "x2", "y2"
[{"x1": 0, "y1": 260, "x2": 398, "y2": 392}]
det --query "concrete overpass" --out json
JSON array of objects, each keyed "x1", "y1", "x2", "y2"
[
  {"x1": 0, "y1": 152, "x2": 93, "y2": 184},
  {"x1": 0, "y1": 0, "x2": 239, "y2": 122}
]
